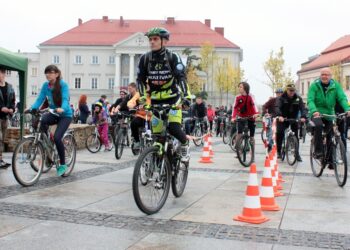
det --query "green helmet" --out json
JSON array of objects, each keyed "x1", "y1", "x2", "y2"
[{"x1": 145, "y1": 27, "x2": 170, "y2": 40}]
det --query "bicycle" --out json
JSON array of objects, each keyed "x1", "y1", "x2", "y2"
[
  {"x1": 222, "y1": 116, "x2": 232, "y2": 144},
  {"x1": 12, "y1": 109, "x2": 77, "y2": 187},
  {"x1": 85, "y1": 125, "x2": 114, "y2": 153},
  {"x1": 132, "y1": 104, "x2": 189, "y2": 215},
  {"x1": 235, "y1": 116, "x2": 256, "y2": 167},
  {"x1": 310, "y1": 113, "x2": 348, "y2": 187},
  {"x1": 261, "y1": 115, "x2": 272, "y2": 148},
  {"x1": 192, "y1": 117, "x2": 206, "y2": 146},
  {"x1": 279, "y1": 118, "x2": 299, "y2": 166}
]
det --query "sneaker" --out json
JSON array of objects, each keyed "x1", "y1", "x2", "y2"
[
  {"x1": 104, "y1": 144, "x2": 113, "y2": 151},
  {"x1": 56, "y1": 165, "x2": 67, "y2": 176},
  {"x1": 133, "y1": 142, "x2": 141, "y2": 150},
  {"x1": 296, "y1": 154, "x2": 302, "y2": 162},
  {"x1": 0, "y1": 160, "x2": 10, "y2": 169},
  {"x1": 180, "y1": 142, "x2": 190, "y2": 162},
  {"x1": 277, "y1": 152, "x2": 282, "y2": 159}
]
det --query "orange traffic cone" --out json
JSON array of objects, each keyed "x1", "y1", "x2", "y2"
[
  {"x1": 199, "y1": 135, "x2": 213, "y2": 164},
  {"x1": 260, "y1": 157, "x2": 280, "y2": 211},
  {"x1": 234, "y1": 163, "x2": 269, "y2": 224},
  {"x1": 208, "y1": 133, "x2": 214, "y2": 157}
]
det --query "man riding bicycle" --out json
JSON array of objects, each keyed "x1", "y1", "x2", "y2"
[
  {"x1": 191, "y1": 96, "x2": 208, "y2": 134},
  {"x1": 275, "y1": 84, "x2": 306, "y2": 162},
  {"x1": 308, "y1": 68, "x2": 350, "y2": 163},
  {"x1": 136, "y1": 27, "x2": 192, "y2": 162}
]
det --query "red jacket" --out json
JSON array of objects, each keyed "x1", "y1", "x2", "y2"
[
  {"x1": 232, "y1": 94, "x2": 258, "y2": 119},
  {"x1": 207, "y1": 108, "x2": 215, "y2": 121}
]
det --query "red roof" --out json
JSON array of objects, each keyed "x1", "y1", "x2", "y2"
[
  {"x1": 299, "y1": 35, "x2": 350, "y2": 73},
  {"x1": 40, "y1": 18, "x2": 239, "y2": 49}
]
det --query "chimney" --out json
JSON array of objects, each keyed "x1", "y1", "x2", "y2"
[
  {"x1": 78, "y1": 18, "x2": 82, "y2": 26},
  {"x1": 102, "y1": 16, "x2": 108, "y2": 22},
  {"x1": 120, "y1": 16, "x2": 124, "y2": 27},
  {"x1": 204, "y1": 19, "x2": 211, "y2": 28},
  {"x1": 166, "y1": 17, "x2": 175, "y2": 25},
  {"x1": 215, "y1": 27, "x2": 224, "y2": 36}
]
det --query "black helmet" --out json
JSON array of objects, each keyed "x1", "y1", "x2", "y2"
[{"x1": 145, "y1": 27, "x2": 170, "y2": 40}]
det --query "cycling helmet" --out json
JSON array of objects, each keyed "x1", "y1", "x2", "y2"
[
  {"x1": 145, "y1": 27, "x2": 170, "y2": 40},
  {"x1": 275, "y1": 88, "x2": 283, "y2": 94},
  {"x1": 95, "y1": 102, "x2": 103, "y2": 108}
]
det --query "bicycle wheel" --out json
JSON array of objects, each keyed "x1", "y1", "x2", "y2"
[
  {"x1": 86, "y1": 133, "x2": 101, "y2": 153},
  {"x1": 229, "y1": 132, "x2": 237, "y2": 152},
  {"x1": 62, "y1": 134, "x2": 77, "y2": 177},
  {"x1": 333, "y1": 137, "x2": 347, "y2": 187},
  {"x1": 237, "y1": 136, "x2": 253, "y2": 167},
  {"x1": 172, "y1": 160, "x2": 189, "y2": 197},
  {"x1": 192, "y1": 127, "x2": 202, "y2": 147},
  {"x1": 310, "y1": 138, "x2": 324, "y2": 177},
  {"x1": 132, "y1": 146, "x2": 171, "y2": 215},
  {"x1": 12, "y1": 138, "x2": 44, "y2": 187},
  {"x1": 113, "y1": 124, "x2": 120, "y2": 146},
  {"x1": 261, "y1": 128, "x2": 267, "y2": 146},
  {"x1": 115, "y1": 129, "x2": 126, "y2": 159},
  {"x1": 108, "y1": 133, "x2": 114, "y2": 150},
  {"x1": 223, "y1": 128, "x2": 230, "y2": 144},
  {"x1": 286, "y1": 135, "x2": 297, "y2": 166}
]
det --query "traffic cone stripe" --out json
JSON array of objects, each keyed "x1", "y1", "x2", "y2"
[
  {"x1": 260, "y1": 186, "x2": 274, "y2": 197},
  {"x1": 244, "y1": 196, "x2": 261, "y2": 209},
  {"x1": 246, "y1": 186, "x2": 259, "y2": 196},
  {"x1": 248, "y1": 173, "x2": 258, "y2": 185}
]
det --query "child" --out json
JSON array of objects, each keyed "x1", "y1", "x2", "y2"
[{"x1": 93, "y1": 102, "x2": 112, "y2": 151}]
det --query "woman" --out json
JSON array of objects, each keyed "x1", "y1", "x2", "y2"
[
  {"x1": 30, "y1": 65, "x2": 72, "y2": 176},
  {"x1": 232, "y1": 82, "x2": 259, "y2": 148},
  {"x1": 207, "y1": 104, "x2": 215, "y2": 132},
  {"x1": 92, "y1": 102, "x2": 112, "y2": 151},
  {"x1": 78, "y1": 95, "x2": 90, "y2": 124}
]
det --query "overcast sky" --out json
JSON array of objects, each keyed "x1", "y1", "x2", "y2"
[{"x1": 1, "y1": 0, "x2": 349, "y2": 104}]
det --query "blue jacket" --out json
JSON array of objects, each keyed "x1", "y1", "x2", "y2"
[{"x1": 32, "y1": 80, "x2": 72, "y2": 118}]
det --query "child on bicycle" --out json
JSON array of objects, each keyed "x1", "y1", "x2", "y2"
[{"x1": 93, "y1": 102, "x2": 112, "y2": 151}]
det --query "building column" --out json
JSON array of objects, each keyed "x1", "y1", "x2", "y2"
[
  {"x1": 129, "y1": 53, "x2": 135, "y2": 83},
  {"x1": 114, "y1": 53, "x2": 121, "y2": 91}
]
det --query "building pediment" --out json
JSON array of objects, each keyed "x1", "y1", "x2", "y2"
[{"x1": 113, "y1": 32, "x2": 149, "y2": 49}]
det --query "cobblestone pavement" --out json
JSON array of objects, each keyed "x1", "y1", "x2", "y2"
[{"x1": 0, "y1": 134, "x2": 350, "y2": 250}]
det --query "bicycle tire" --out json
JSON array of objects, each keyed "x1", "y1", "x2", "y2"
[
  {"x1": 115, "y1": 129, "x2": 126, "y2": 160},
  {"x1": 86, "y1": 133, "x2": 101, "y2": 153},
  {"x1": 12, "y1": 138, "x2": 44, "y2": 187},
  {"x1": 310, "y1": 138, "x2": 324, "y2": 177},
  {"x1": 334, "y1": 137, "x2": 347, "y2": 187},
  {"x1": 192, "y1": 127, "x2": 202, "y2": 147},
  {"x1": 62, "y1": 134, "x2": 77, "y2": 177},
  {"x1": 132, "y1": 146, "x2": 171, "y2": 215},
  {"x1": 286, "y1": 135, "x2": 297, "y2": 166},
  {"x1": 172, "y1": 161, "x2": 189, "y2": 197},
  {"x1": 236, "y1": 135, "x2": 253, "y2": 167}
]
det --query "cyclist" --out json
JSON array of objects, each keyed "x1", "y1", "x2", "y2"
[
  {"x1": 30, "y1": 65, "x2": 72, "y2": 176},
  {"x1": 110, "y1": 90, "x2": 127, "y2": 114},
  {"x1": 207, "y1": 104, "x2": 215, "y2": 132},
  {"x1": 191, "y1": 96, "x2": 208, "y2": 133},
  {"x1": 232, "y1": 82, "x2": 259, "y2": 149},
  {"x1": 215, "y1": 105, "x2": 226, "y2": 137},
  {"x1": 275, "y1": 84, "x2": 306, "y2": 161},
  {"x1": 308, "y1": 68, "x2": 350, "y2": 163},
  {"x1": 137, "y1": 27, "x2": 192, "y2": 162},
  {"x1": 262, "y1": 88, "x2": 283, "y2": 151},
  {"x1": 92, "y1": 102, "x2": 112, "y2": 151}
]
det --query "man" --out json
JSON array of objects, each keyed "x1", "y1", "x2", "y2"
[
  {"x1": 275, "y1": 84, "x2": 306, "y2": 162},
  {"x1": 308, "y1": 68, "x2": 350, "y2": 162},
  {"x1": 215, "y1": 105, "x2": 226, "y2": 136},
  {"x1": 137, "y1": 27, "x2": 191, "y2": 162},
  {"x1": 0, "y1": 67, "x2": 16, "y2": 168},
  {"x1": 110, "y1": 90, "x2": 127, "y2": 113},
  {"x1": 262, "y1": 88, "x2": 283, "y2": 151},
  {"x1": 191, "y1": 96, "x2": 208, "y2": 133}
]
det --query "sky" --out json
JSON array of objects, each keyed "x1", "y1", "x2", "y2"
[{"x1": 1, "y1": 0, "x2": 349, "y2": 104}]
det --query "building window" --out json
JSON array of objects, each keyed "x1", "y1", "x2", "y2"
[
  {"x1": 31, "y1": 85, "x2": 38, "y2": 96},
  {"x1": 5, "y1": 70, "x2": 11, "y2": 76},
  {"x1": 346, "y1": 76, "x2": 350, "y2": 90},
  {"x1": 75, "y1": 77, "x2": 81, "y2": 89},
  {"x1": 109, "y1": 56, "x2": 115, "y2": 65},
  {"x1": 91, "y1": 78, "x2": 98, "y2": 89},
  {"x1": 53, "y1": 55, "x2": 60, "y2": 64},
  {"x1": 122, "y1": 77, "x2": 129, "y2": 87},
  {"x1": 92, "y1": 56, "x2": 99, "y2": 65},
  {"x1": 75, "y1": 55, "x2": 82, "y2": 64},
  {"x1": 108, "y1": 78, "x2": 115, "y2": 89},
  {"x1": 301, "y1": 82, "x2": 304, "y2": 95},
  {"x1": 31, "y1": 68, "x2": 38, "y2": 77}
]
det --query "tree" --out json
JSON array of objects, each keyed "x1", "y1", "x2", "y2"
[
  {"x1": 215, "y1": 58, "x2": 244, "y2": 104},
  {"x1": 330, "y1": 63, "x2": 343, "y2": 85},
  {"x1": 187, "y1": 64, "x2": 204, "y2": 94},
  {"x1": 200, "y1": 42, "x2": 215, "y2": 91},
  {"x1": 263, "y1": 47, "x2": 294, "y2": 94}
]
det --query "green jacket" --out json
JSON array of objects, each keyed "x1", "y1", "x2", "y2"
[{"x1": 307, "y1": 79, "x2": 349, "y2": 120}]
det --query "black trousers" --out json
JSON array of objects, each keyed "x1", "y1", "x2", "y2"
[
  {"x1": 169, "y1": 123, "x2": 187, "y2": 144},
  {"x1": 236, "y1": 120, "x2": 255, "y2": 137},
  {"x1": 131, "y1": 117, "x2": 145, "y2": 142},
  {"x1": 276, "y1": 121, "x2": 299, "y2": 154},
  {"x1": 40, "y1": 113, "x2": 72, "y2": 165},
  {"x1": 312, "y1": 117, "x2": 333, "y2": 155}
]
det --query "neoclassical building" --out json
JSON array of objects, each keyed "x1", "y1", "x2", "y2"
[{"x1": 7, "y1": 16, "x2": 242, "y2": 107}]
